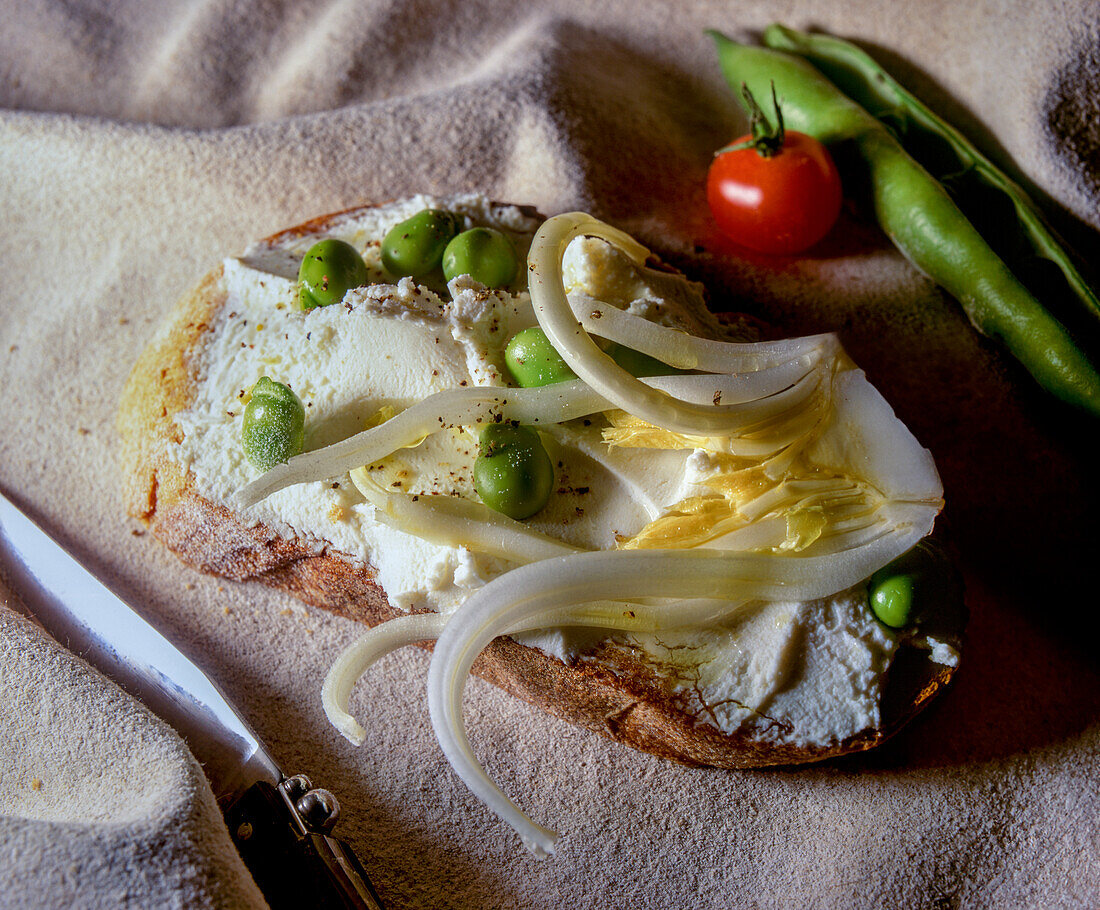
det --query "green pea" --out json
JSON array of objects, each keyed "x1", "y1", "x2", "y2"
[
  {"x1": 241, "y1": 377, "x2": 305, "y2": 472},
  {"x1": 608, "y1": 342, "x2": 682, "y2": 377},
  {"x1": 381, "y1": 209, "x2": 460, "y2": 278},
  {"x1": 868, "y1": 573, "x2": 916, "y2": 628},
  {"x1": 505, "y1": 327, "x2": 577, "y2": 387},
  {"x1": 298, "y1": 238, "x2": 369, "y2": 310},
  {"x1": 442, "y1": 227, "x2": 518, "y2": 288},
  {"x1": 473, "y1": 423, "x2": 554, "y2": 520},
  {"x1": 867, "y1": 541, "x2": 954, "y2": 629}
]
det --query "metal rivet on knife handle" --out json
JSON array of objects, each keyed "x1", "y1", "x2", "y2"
[
  {"x1": 297, "y1": 788, "x2": 341, "y2": 833},
  {"x1": 283, "y1": 773, "x2": 313, "y2": 801}
]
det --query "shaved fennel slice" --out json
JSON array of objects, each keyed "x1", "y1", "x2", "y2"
[
  {"x1": 530, "y1": 213, "x2": 831, "y2": 436},
  {"x1": 568, "y1": 292, "x2": 837, "y2": 372},
  {"x1": 620, "y1": 366, "x2": 942, "y2": 557},
  {"x1": 604, "y1": 377, "x2": 830, "y2": 459},
  {"x1": 734, "y1": 477, "x2": 864, "y2": 522},
  {"x1": 809, "y1": 369, "x2": 941, "y2": 501},
  {"x1": 707, "y1": 501, "x2": 936, "y2": 556},
  {"x1": 349, "y1": 466, "x2": 581, "y2": 562},
  {"x1": 323, "y1": 611, "x2": 447, "y2": 745},
  {"x1": 426, "y1": 520, "x2": 932, "y2": 857}
]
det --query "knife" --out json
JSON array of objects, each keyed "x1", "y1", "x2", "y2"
[{"x1": 0, "y1": 490, "x2": 384, "y2": 910}]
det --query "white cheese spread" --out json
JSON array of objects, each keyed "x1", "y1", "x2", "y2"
[{"x1": 173, "y1": 194, "x2": 902, "y2": 748}]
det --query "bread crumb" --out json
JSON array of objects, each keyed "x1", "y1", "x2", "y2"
[
  {"x1": 279, "y1": 608, "x2": 293, "y2": 617},
  {"x1": 222, "y1": 606, "x2": 231, "y2": 616},
  {"x1": 328, "y1": 504, "x2": 346, "y2": 522},
  {"x1": 31, "y1": 778, "x2": 42, "y2": 791}
]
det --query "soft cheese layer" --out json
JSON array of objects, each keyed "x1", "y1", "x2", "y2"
[{"x1": 173, "y1": 194, "x2": 900, "y2": 747}]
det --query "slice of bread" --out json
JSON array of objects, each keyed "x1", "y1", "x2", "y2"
[{"x1": 117, "y1": 197, "x2": 964, "y2": 769}]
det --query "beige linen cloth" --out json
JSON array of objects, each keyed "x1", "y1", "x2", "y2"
[{"x1": 2, "y1": 1, "x2": 1099, "y2": 907}]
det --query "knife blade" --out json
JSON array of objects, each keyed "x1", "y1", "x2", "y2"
[{"x1": 0, "y1": 490, "x2": 384, "y2": 910}]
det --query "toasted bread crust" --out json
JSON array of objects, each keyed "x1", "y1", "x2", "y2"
[{"x1": 117, "y1": 203, "x2": 959, "y2": 768}]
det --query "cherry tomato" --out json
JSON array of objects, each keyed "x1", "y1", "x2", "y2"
[{"x1": 707, "y1": 129, "x2": 842, "y2": 255}]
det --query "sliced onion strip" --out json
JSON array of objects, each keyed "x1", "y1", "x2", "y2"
[
  {"x1": 349, "y1": 466, "x2": 581, "y2": 563},
  {"x1": 426, "y1": 521, "x2": 933, "y2": 856},
  {"x1": 238, "y1": 365, "x2": 826, "y2": 507},
  {"x1": 569, "y1": 292, "x2": 837, "y2": 373},
  {"x1": 325, "y1": 594, "x2": 736, "y2": 750},
  {"x1": 530, "y1": 213, "x2": 824, "y2": 436},
  {"x1": 323, "y1": 611, "x2": 448, "y2": 745},
  {"x1": 237, "y1": 382, "x2": 606, "y2": 506},
  {"x1": 647, "y1": 356, "x2": 822, "y2": 405}
]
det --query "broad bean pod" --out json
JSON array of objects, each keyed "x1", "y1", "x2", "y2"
[
  {"x1": 762, "y1": 24, "x2": 1100, "y2": 335},
  {"x1": 708, "y1": 31, "x2": 1100, "y2": 416}
]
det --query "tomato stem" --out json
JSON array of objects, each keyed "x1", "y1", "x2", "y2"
[{"x1": 717, "y1": 82, "x2": 785, "y2": 158}]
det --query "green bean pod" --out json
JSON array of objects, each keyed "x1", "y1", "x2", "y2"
[
  {"x1": 708, "y1": 31, "x2": 1100, "y2": 416},
  {"x1": 762, "y1": 24, "x2": 1100, "y2": 330}
]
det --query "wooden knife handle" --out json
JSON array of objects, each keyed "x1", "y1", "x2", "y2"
[{"x1": 226, "y1": 779, "x2": 385, "y2": 909}]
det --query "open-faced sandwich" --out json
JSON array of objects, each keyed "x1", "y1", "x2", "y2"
[{"x1": 118, "y1": 194, "x2": 965, "y2": 855}]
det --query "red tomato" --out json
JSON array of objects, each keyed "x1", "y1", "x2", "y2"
[{"x1": 706, "y1": 131, "x2": 842, "y2": 255}]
